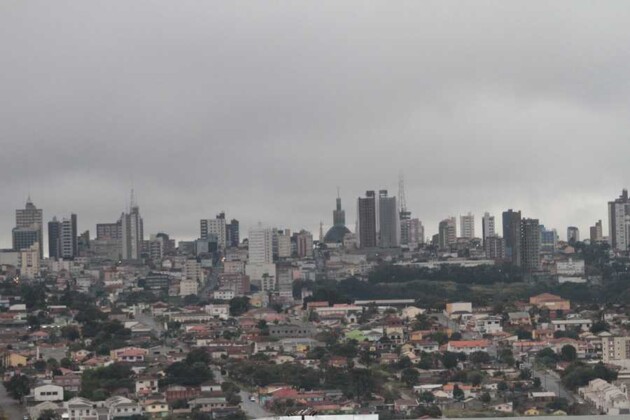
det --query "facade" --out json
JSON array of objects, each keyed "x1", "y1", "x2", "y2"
[
  {"x1": 249, "y1": 226, "x2": 273, "y2": 264},
  {"x1": 567, "y1": 226, "x2": 580, "y2": 243},
  {"x1": 540, "y1": 225, "x2": 558, "y2": 254},
  {"x1": 296, "y1": 230, "x2": 313, "y2": 258},
  {"x1": 608, "y1": 189, "x2": 630, "y2": 251},
  {"x1": 482, "y1": 212, "x2": 495, "y2": 245},
  {"x1": 521, "y1": 218, "x2": 540, "y2": 272},
  {"x1": 227, "y1": 218, "x2": 239, "y2": 247},
  {"x1": 96, "y1": 221, "x2": 122, "y2": 240},
  {"x1": 20, "y1": 244, "x2": 41, "y2": 278},
  {"x1": 58, "y1": 214, "x2": 78, "y2": 259},
  {"x1": 33, "y1": 384, "x2": 64, "y2": 402},
  {"x1": 590, "y1": 220, "x2": 603, "y2": 243},
  {"x1": 200, "y1": 214, "x2": 227, "y2": 249},
  {"x1": 48, "y1": 218, "x2": 61, "y2": 259},
  {"x1": 460, "y1": 212, "x2": 475, "y2": 239},
  {"x1": 502, "y1": 209, "x2": 522, "y2": 266},
  {"x1": 12, "y1": 227, "x2": 40, "y2": 256},
  {"x1": 15, "y1": 198, "x2": 43, "y2": 258},
  {"x1": 121, "y1": 199, "x2": 144, "y2": 260},
  {"x1": 357, "y1": 191, "x2": 377, "y2": 248},
  {"x1": 602, "y1": 336, "x2": 630, "y2": 363},
  {"x1": 378, "y1": 190, "x2": 399, "y2": 248},
  {"x1": 438, "y1": 217, "x2": 457, "y2": 250},
  {"x1": 484, "y1": 235, "x2": 505, "y2": 260}
]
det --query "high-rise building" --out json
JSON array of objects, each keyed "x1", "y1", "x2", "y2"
[
  {"x1": 77, "y1": 230, "x2": 90, "y2": 257},
  {"x1": 59, "y1": 214, "x2": 78, "y2": 259},
  {"x1": 482, "y1": 212, "x2": 495, "y2": 245},
  {"x1": 567, "y1": 226, "x2": 580, "y2": 243},
  {"x1": 404, "y1": 218, "x2": 424, "y2": 246},
  {"x1": 608, "y1": 189, "x2": 630, "y2": 251},
  {"x1": 460, "y1": 212, "x2": 475, "y2": 239},
  {"x1": 357, "y1": 191, "x2": 377, "y2": 248},
  {"x1": 227, "y1": 219, "x2": 240, "y2": 248},
  {"x1": 14, "y1": 197, "x2": 43, "y2": 258},
  {"x1": 590, "y1": 220, "x2": 603, "y2": 243},
  {"x1": 485, "y1": 236, "x2": 505, "y2": 261},
  {"x1": 540, "y1": 225, "x2": 558, "y2": 254},
  {"x1": 246, "y1": 225, "x2": 275, "y2": 282},
  {"x1": 248, "y1": 226, "x2": 273, "y2": 264},
  {"x1": 121, "y1": 194, "x2": 144, "y2": 260},
  {"x1": 296, "y1": 230, "x2": 313, "y2": 258},
  {"x1": 378, "y1": 190, "x2": 399, "y2": 248},
  {"x1": 324, "y1": 193, "x2": 351, "y2": 244},
  {"x1": 200, "y1": 214, "x2": 227, "y2": 249},
  {"x1": 12, "y1": 228, "x2": 40, "y2": 255},
  {"x1": 48, "y1": 217, "x2": 61, "y2": 259},
  {"x1": 438, "y1": 217, "x2": 457, "y2": 250},
  {"x1": 502, "y1": 209, "x2": 522, "y2": 266},
  {"x1": 96, "y1": 221, "x2": 122, "y2": 240},
  {"x1": 521, "y1": 218, "x2": 540, "y2": 272},
  {"x1": 20, "y1": 243, "x2": 40, "y2": 279}
]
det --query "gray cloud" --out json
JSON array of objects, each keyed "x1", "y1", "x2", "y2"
[{"x1": 1, "y1": 0, "x2": 629, "y2": 248}]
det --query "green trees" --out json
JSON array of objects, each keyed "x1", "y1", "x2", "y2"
[
  {"x1": 469, "y1": 351, "x2": 491, "y2": 365},
  {"x1": 229, "y1": 297, "x2": 250, "y2": 316},
  {"x1": 535, "y1": 347, "x2": 559, "y2": 368},
  {"x1": 560, "y1": 345, "x2": 577, "y2": 362},
  {"x1": 3, "y1": 374, "x2": 30, "y2": 400},
  {"x1": 80, "y1": 364, "x2": 134, "y2": 400},
  {"x1": 441, "y1": 351, "x2": 459, "y2": 369},
  {"x1": 401, "y1": 368, "x2": 419, "y2": 387},
  {"x1": 561, "y1": 362, "x2": 617, "y2": 390},
  {"x1": 163, "y1": 352, "x2": 214, "y2": 387}
]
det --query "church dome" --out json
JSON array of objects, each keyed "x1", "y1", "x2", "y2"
[{"x1": 324, "y1": 225, "x2": 351, "y2": 243}]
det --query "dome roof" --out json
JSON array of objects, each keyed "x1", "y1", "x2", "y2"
[{"x1": 324, "y1": 225, "x2": 351, "y2": 243}]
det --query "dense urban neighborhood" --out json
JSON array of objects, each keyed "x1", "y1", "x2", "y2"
[{"x1": 3, "y1": 191, "x2": 630, "y2": 419}]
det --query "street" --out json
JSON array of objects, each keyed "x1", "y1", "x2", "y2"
[
  {"x1": 239, "y1": 390, "x2": 272, "y2": 419},
  {"x1": 212, "y1": 366, "x2": 271, "y2": 418},
  {"x1": 0, "y1": 382, "x2": 27, "y2": 419}
]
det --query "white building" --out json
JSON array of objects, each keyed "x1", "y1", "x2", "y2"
[
  {"x1": 33, "y1": 384, "x2": 64, "y2": 402},
  {"x1": 247, "y1": 226, "x2": 275, "y2": 282},
  {"x1": 184, "y1": 258, "x2": 203, "y2": 283},
  {"x1": 551, "y1": 318, "x2": 593, "y2": 332},
  {"x1": 204, "y1": 303, "x2": 230, "y2": 319},
  {"x1": 179, "y1": 279, "x2": 198, "y2": 297},
  {"x1": 121, "y1": 198, "x2": 144, "y2": 260},
  {"x1": 482, "y1": 212, "x2": 495, "y2": 243},
  {"x1": 460, "y1": 212, "x2": 475, "y2": 239},
  {"x1": 201, "y1": 217, "x2": 227, "y2": 249},
  {"x1": 20, "y1": 243, "x2": 40, "y2": 279},
  {"x1": 579, "y1": 378, "x2": 630, "y2": 415}
]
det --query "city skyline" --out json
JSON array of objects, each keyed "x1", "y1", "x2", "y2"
[
  {"x1": 2, "y1": 2, "x2": 630, "y2": 250},
  {"x1": 0, "y1": 186, "x2": 619, "y2": 254}
]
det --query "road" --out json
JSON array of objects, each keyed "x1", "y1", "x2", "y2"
[
  {"x1": 240, "y1": 390, "x2": 272, "y2": 419},
  {"x1": 525, "y1": 363, "x2": 582, "y2": 404},
  {"x1": 0, "y1": 382, "x2": 27, "y2": 419},
  {"x1": 213, "y1": 366, "x2": 271, "y2": 418}
]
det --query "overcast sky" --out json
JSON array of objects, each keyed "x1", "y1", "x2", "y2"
[{"x1": 1, "y1": 1, "x2": 630, "y2": 249}]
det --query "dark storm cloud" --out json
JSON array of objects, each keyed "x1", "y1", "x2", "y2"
[{"x1": 1, "y1": 0, "x2": 630, "y2": 247}]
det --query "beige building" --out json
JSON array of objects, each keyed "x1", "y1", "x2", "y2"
[{"x1": 602, "y1": 335, "x2": 630, "y2": 363}]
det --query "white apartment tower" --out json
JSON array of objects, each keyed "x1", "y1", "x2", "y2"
[
  {"x1": 121, "y1": 197, "x2": 144, "y2": 260},
  {"x1": 460, "y1": 212, "x2": 475, "y2": 239},
  {"x1": 246, "y1": 225, "x2": 276, "y2": 283},
  {"x1": 200, "y1": 215, "x2": 227, "y2": 249},
  {"x1": 482, "y1": 212, "x2": 496, "y2": 244}
]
